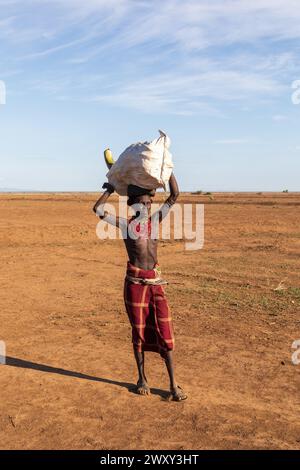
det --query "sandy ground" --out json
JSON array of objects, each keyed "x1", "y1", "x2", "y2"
[{"x1": 0, "y1": 192, "x2": 299, "y2": 450}]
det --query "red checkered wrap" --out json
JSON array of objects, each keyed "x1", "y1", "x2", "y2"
[{"x1": 124, "y1": 262, "x2": 175, "y2": 358}]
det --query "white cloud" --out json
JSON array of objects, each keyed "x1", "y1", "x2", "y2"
[
  {"x1": 3, "y1": 1, "x2": 300, "y2": 49},
  {"x1": 272, "y1": 114, "x2": 289, "y2": 121},
  {"x1": 85, "y1": 66, "x2": 282, "y2": 115},
  {"x1": 215, "y1": 139, "x2": 249, "y2": 145},
  {"x1": 1, "y1": 0, "x2": 300, "y2": 114}
]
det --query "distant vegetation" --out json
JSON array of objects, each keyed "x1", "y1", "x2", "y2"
[
  {"x1": 283, "y1": 189, "x2": 289, "y2": 193},
  {"x1": 191, "y1": 190, "x2": 213, "y2": 196},
  {"x1": 191, "y1": 190, "x2": 214, "y2": 200}
]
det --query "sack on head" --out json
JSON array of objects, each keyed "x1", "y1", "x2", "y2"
[{"x1": 106, "y1": 130, "x2": 173, "y2": 196}]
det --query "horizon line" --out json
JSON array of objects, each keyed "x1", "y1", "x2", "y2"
[{"x1": 0, "y1": 190, "x2": 298, "y2": 194}]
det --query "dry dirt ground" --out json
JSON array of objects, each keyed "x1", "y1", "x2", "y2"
[{"x1": 0, "y1": 192, "x2": 299, "y2": 450}]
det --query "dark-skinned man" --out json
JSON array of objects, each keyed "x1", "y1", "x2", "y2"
[{"x1": 93, "y1": 173, "x2": 187, "y2": 401}]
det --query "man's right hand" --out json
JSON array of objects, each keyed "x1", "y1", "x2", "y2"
[
  {"x1": 102, "y1": 182, "x2": 115, "y2": 194},
  {"x1": 93, "y1": 186, "x2": 113, "y2": 214}
]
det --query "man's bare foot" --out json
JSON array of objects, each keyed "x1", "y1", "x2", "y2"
[
  {"x1": 170, "y1": 385, "x2": 187, "y2": 401},
  {"x1": 136, "y1": 379, "x2": 151, "y2": 396}
]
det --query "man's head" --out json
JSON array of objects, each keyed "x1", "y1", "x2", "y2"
[
  {"x1": 127, "y1": 194, "x2": 152, "y2": 216},
  {"x1": 127, "y1": 185, "x2": 155, "y2": 216}
]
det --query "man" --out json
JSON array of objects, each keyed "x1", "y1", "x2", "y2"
[{"x1": 93, "y1": 173, "x2": 187, "y2": 401}]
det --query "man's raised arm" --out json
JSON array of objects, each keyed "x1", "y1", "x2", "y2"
[
  {"x1": 92, "y1": 183, "x2": 128, "y2": 231},
  {"x1": 93, "y1": 182, "x2": 114, "y2": 218},
  {"x1": 165, "y1": 173, "x2": 179, "y2": 207},
  {"x1": 156, "y1": 173, "x2": 180, "y2": 223}
]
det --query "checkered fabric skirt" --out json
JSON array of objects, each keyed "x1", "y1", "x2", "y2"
[{"x1": 124, "y1": 262, "x2": 175, "y2": 358}]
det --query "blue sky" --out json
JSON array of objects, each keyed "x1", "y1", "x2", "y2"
[{"x1": 0, "y1": 0, "x2": 299, "y2": 191}]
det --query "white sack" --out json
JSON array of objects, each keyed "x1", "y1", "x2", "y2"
[{"x1": 106, "y1": 130, "x2": 174, "y2": 196}]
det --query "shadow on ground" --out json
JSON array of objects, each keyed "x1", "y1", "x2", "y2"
[{"x1": 5, "y1": 356, "x2": 169, "y2": 399}]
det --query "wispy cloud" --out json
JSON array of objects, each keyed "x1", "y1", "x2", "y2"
[
  {"x1": 215, "y1": 139, "x2": 249, "y2": 145},
  {"x1": 272, "y1": 114, "x2": 289, "y2": 121},
  {"x1": 1, "y1": 0, "x2": 300, "y2": 114}
]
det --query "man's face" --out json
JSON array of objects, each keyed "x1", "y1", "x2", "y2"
[{"x1": 134, "y1": 195, "x2": 152, "y2": 216}]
